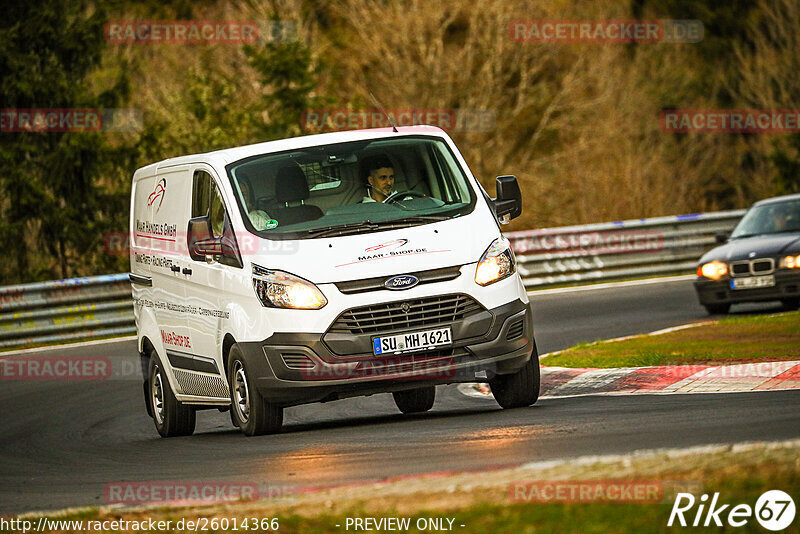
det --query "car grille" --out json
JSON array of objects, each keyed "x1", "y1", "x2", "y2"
[
  {"x1": 328, "y1": 294, "x2": 484, "y2": 335},
  {"x1": 730, "y1": 258, "x2": 775, "y2": 276}
]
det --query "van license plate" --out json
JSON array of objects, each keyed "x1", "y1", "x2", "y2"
[
  {"x1": 373, "y1": 327, "x2": 452, "y2": 355},
  {"x1": 730, "y1": 275, "x2": 775, "y2": 290}
]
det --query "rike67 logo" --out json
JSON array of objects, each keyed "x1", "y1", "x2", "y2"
[{"x1": 668, "y1": 490, "x2": 796, "y2": 531}]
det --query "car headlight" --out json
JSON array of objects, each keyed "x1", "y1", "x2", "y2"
[
  {"x1": 780, "y1": 255, "x2": 800, "y2": 269},
  {"x1": 252, "y1": 265, "x2": 327, "y2": 309},
  {"x1": 475, "y1": 237, "x2": 516, "y2": 286},
  {"x1": 697, "y1": 260, "x2": 728, "y2": 280}
]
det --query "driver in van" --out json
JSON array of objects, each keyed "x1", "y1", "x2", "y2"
[
  {"x1": 362, "y1": 157, "x2": 397, "y2": 203},
  {"x1": 238, "y1": 178, "x2": 272, "y2": 230}
]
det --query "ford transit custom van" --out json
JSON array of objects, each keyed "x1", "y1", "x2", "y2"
[{"x1": 130, "y1": 126, "x2": 539, "y2": 437}]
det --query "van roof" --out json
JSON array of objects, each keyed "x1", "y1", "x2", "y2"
[{"x1": 135, "y1": 125, "x2": 448, "y2": 177}]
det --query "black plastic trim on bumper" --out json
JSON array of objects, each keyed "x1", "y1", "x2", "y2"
[
  {"x1": 236, "y1": 299, "x2": 534, "y2": 406},
  {"x1": 166, "y1": 349, "x2": 220, "y2": 374},
  {"x1": 694, "y1": 271, "x2": 800, "y2": 306}
]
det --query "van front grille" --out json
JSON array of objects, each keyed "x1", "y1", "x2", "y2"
[{"x1": 329, "y1": 294, "x2": 483, "y2": 335}]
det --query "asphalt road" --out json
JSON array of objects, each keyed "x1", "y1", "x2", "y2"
[{"x1": 1, "y1": 277, "x2": 797, "y2": 514}]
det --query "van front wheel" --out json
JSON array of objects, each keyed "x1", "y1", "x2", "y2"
[
  {"x1": 228, "y1": 345, "x2": 283, "y2": 436},
  {"x1": 392, "y1": 386, "x2": 436, "y2": 414},
  {"x1": 489, "y1": 350, "x2": 541, "y2": 409},
  {"x1": 148, "y1": 349, "x2": 196, "y2": 437}
]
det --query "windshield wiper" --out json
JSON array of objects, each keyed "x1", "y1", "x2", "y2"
[
  {"x1": 390, "y1": 215, "x2": 451, "y2": 224},
  {"x1": 306, "y1": 215, "x2": 452, "y2": 238},
  {"x1": 306, "y1": 220, "x2": 380, "y2": 237},
  {"x1": 730, "y1": 233, "x2": 761, "y2": 239}
]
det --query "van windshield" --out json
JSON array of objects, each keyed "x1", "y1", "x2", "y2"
[{"x1": 225, "y1": 136, "x2": 477, "y2": 239}]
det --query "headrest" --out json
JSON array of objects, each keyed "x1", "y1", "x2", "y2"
[
  {"x1": 275, "y1": 165, "x2": 309, "y2": 203},
  {"x1": 237, "y1": 173, "x2": 254, "y2": 205}
]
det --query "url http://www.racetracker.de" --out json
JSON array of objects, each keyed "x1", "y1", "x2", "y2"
[{"x1": 0, "y1": 516, "x2": 280, "y2": 533}]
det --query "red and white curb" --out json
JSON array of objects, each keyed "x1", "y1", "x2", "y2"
[{"x1": 459, "y1": 360, "x2": 800, "y2": 399}]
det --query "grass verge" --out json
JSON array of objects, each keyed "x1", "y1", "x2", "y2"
[
  {"x1": 6, "y1": 441, "x2": 798, "y2": 534},
  {"x1": 542, "y1": 311, "x2": 800, "y2": 368}
]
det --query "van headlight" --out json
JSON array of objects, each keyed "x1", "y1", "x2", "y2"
[
  {"x1": 252, "y1": 265, "x2": 327, "y2": 309},
  {"x1": 475, "y1": 237, "x2": 516, "y2": 286}
]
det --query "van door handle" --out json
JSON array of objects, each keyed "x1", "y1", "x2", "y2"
[
  {"x1": 182, "y1": 267, "x2": 193, "y2": 275},
  {"x1": 170, "y1": 265, "x2": 180, "y2": 272}
]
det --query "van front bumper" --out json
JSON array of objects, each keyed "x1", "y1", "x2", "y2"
[{"x1": 236, "y1": 299, "x2": 534, "y2": 406}]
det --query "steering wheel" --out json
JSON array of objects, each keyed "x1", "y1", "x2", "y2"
[{"x1": 384, "y1": 190, "x2": 427, "y2": 204}]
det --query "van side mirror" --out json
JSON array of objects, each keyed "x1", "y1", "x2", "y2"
[
  {"x1": 492, "y1": 175, "x2": 522, "y2": 224},
  {"x1": 188, "y1": 215, "x2": 244, "y2": 267},
  {"x1": 715, "y1": 231, "x2": 729, "y2": 244},
  {"x1": 188, "y1": 216, "x2": 221, "y2": 260}
]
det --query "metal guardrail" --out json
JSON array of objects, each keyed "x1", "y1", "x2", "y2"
[
  {"x1": 0, "y1": 210, "x2": 745, "y2": 349},
  {"x1": 0, "y1": 274, "x2": 135, "y2": 349},
  {"x1": 506, "y1": 210, "x2": 745, "y2": 288}
]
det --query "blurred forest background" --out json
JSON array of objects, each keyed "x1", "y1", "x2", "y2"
[{"x1": 1, "y1": 0, "x2": 799, "y2": 283}]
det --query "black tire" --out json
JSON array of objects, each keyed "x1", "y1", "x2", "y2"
[
  {"x1": 704, "y1": 303, "x2": 731, "y2": 315},
  {"x1": 489, "y1": 348, "x2": 541, "y2": 409},
  {"x1": 781, "y1": 298, "x2": 800, "y2": 311},
  {"x1": 392, "y1": 386, "x2": 436, "y2": 414},
  {"x1": 228, "y1": 345, "x2": 283, "y2": 436},
  {"x1": 229, "y1": 406, "x2": 238, "y2": 428},
  {"x1": 148, "y1": 349, "x2": 196, "y2": 437}
]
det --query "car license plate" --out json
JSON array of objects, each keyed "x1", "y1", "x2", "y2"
[
  {"x1": 730, "y1": 275, "x2": 775, "y2": 290},
  {"x1": 373, "y1": 327, "x2": 452, "y2": 355}
]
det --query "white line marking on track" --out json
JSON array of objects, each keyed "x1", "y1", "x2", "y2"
[
  {"x1": 527, "y1": 274, "x2": 695, "y2": 296},
  {"x1": 0, "y1": 336, "x2": 137, "y2": 356}
]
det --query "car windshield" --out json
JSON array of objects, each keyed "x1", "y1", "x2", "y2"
[
  {"x1": 225, "y1": 135, "x2": 477, "y2": 239},
  {"x1": 730, "y1": 199, "x2": 800, "y2": 238}
]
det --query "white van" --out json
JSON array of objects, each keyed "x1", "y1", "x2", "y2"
[{"x1": 130, "y1": 126, "x2": 539, "y2": 437}]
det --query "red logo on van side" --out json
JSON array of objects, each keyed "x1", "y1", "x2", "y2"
[
  {"x1": 147, "y1": 178, "x2": 166, "y2": 212},
  {"x1": 161, "y1": 329, "x2": 191, "y2": 349},
  {"x1": 364, "y1": 239, "x2": 408, "y2": 253}
]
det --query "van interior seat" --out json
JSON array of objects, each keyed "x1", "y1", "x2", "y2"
[{"x1": 269, "y1": 165, "x2": 323, "y2": 226}]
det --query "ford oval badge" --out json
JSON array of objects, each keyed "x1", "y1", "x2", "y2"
[{"x1": 384, "y1": 275, "x2": 419, "y2": 290}]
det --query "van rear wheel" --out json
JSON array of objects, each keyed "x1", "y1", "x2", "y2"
[
  {"x1": 228, "y1": 345, "x2": 283, "y2": 436},
  {"x1": 392, "y1": 386, "x2": 436, "y2": 414},
  {"x1": 489, "y1": 348, "x2": 540, "y2": 409},
  {"x1": 148, "y1": 349, "x2": 196, "y2": 437}
]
